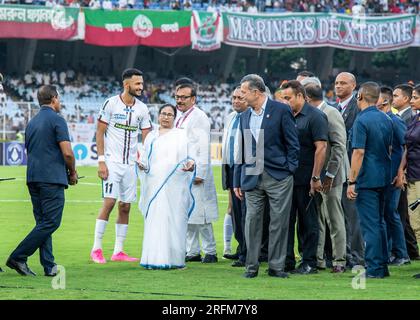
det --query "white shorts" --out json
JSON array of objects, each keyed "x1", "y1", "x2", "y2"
[{"x1": 102, "y1": 162, "x2": 137, "y2": 203}]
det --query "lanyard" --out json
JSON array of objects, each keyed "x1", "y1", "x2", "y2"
[{"x1": 176, "y1": 107, "x2": 195, "y2": 128}]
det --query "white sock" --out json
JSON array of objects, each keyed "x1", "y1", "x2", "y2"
[
  {"x1": 114, "y1": 224, "x2": 128, "y2": 255},
  {"x1": 223, "y1": 214, "x2": 233, "y2": 253},
  {"x1": 93, "y1": 219, "x2": 108, "y2": 251}
]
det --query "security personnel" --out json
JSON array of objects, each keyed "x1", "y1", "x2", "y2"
[
  {"x1": 6, "y1": 85, "x2": 78, "y2": 276},
  {"x1": 347, "y1": 82, "x2": 393, "y2": 278}
]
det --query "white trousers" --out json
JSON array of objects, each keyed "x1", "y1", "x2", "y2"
[{"x1": 186, "y1": 223, "x2": 217, "y2": 256}]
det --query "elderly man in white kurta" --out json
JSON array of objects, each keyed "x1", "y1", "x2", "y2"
[{"x1": 174, "y1": 83, "x2": 219, "y2": 263}]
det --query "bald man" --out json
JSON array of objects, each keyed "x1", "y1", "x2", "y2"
[{"x1": 334, "y1": 72, "x2": 365, "y2": 268}]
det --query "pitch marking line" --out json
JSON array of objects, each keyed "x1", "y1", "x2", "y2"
[{"x1": 0, "y1": 285, "x2": 228, "y2": 299}]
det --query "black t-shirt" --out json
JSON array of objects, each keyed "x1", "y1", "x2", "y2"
[
  {"x1": 293, "y1": 103, "x2": 328, "y2": 186},
  {"x1": 25, "y1": 106, "x2": 70, "y2": 186}
]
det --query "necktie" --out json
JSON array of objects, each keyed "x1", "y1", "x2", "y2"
[{"x1": 228, "y1": 115, "x2": 240, "y2": 167}]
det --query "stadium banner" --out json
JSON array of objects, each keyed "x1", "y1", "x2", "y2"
[
  {"x1": 84, "y1": 9, "x2": 191, "y2": 47},
  {"x1": 69, "y1": 142, "x2": 222, "y2": 166},
  {"x1": 191, "y1": 11, "x2": 223, "y2": 52},
  {"x1": 0, "y1": 5, "x2": 79, "y2": 40},
  {"x1": 72, "y1": 143, "x2": 98, "y2": 166},
  {"x1": 4, "y1": 142, "x2": 27, "y2": 166},
  {"x1": 0, "y1": 143, "x2": 3, "y2": 165},
  {"x1": 222, "y1": 12, "x2": 417, "y2": 51}
]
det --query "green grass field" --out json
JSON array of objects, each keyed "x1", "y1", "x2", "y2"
[{"x1": 0, "y1": 166, "x2": 419, "y2": 300}]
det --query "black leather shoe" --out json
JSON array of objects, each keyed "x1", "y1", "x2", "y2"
[
  {"x1": 413, "y1": 273, "x2": 420, "y2": 279},
  {"x1": 412, "y1": 256, "x2": 420, "y2": 261},
  {"x1": 202, "y1": 254, "x2": 218, "y2": 263},
  {"x1": 231, "y1": 260, "x2": 245, "y2": 267},
  {"x1": 185, "y1": 254, "x2": 202, "y2": 262},
  {"x1": 291, "y1": 264, "x2": 318, "y2": 275},
  {"x1": 389, "y1": 258, "x2": 411, "y2": 266},
  {"x1": 6, "y1": 257, "x2": 36, "y2": 276},
  {"x1": 223, "y1": 253, "x2": 239, "y2": 260},
  {"x1": 0, "y1": 267, "x2": 3, "y2": 272},
  {"x1": 267, "y1": 269, "x2": 289, "y2": 278},
  {"x1": 284, "y1": 266, "x2": 295, "y2": 272},
  {"x1": 243, "y1": 271, "x2": 258, "y2": 278},
  {"x1": 44, "y1": 265, "x2": 58, "y2": 277}
]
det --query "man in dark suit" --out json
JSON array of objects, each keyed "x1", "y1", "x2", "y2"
[
  {"x1": 233, "y1": 74, "x2": 300, "y2": 278},
  {"x1": 393, "y1": 84, "x2": 420, "y2": 260},
  {"x1": 221, "y1": 87, "x2": 249, "y2": 267},
  {"x1": 334, "y1": 72, "x2": 365, "y2": 268},
  {"x1": 6, "y1": 85, "x2": 78, "y2": 276}
]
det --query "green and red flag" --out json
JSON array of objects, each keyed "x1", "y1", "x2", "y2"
[
  {"x1": 84, "y1": 9, "x2": 191, "y2": 47},
  {"x1": 191, "y1": 11, "x2": 223, "y2": 52},
  {"x1": 0, "y1": 5, "x2": 79, "y2": 40}
]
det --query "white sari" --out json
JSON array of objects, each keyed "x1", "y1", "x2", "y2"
[{"x1": 138, "y1": 127, "x2": 195, "y2": 269}]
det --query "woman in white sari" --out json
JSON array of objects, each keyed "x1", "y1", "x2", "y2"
[{"x1": 138, "y1": 104, "x2": 195, "y2": 269}]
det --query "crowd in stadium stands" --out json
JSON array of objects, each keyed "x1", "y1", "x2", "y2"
[
  {"x1": 0, "y1": 70, "x2": 236, "y2": 131},
  {"x1": 1, "y1": 68, "x2": 407, "y2": 133},
  {"x1": 1, "y1": 0, "x2": 419, "y2": 14}
]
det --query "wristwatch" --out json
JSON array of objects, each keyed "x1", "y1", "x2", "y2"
[
  {"x1": 311, "y1": 176, "x2": 320, "y2": 182},
  {"x1": 348, "y1": 180, "x2": 357, "y2": 185}
]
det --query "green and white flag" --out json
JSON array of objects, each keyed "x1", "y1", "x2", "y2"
[
  {"x1": 191, "y1": 11, "x2": 223, "y2": 52},
  {"x1": 0, "y1": 5, "x2": 79, "y2": 40},
  {"x1": 222, "y1": 12, "x2": 417, "y2": 51}
]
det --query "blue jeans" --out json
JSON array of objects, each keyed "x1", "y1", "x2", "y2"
[
  {"x1": 384, "y1": 185, "x2": 409, "y2": 259},
  {"x1": 10, "y1": 183, "x2": 65, "y2": 273},
  {"x1": 356, "y1": 187, "x2": 389, "y2": 277}
]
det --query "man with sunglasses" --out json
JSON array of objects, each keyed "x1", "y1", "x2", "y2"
[
  {"x1": 6, "y1": 85, "x2": 78, "y2": 276},
  {"x1": 174, "y1": 82, "x2": 219, "y2": 264}
]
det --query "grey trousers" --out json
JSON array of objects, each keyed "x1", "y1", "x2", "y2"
[
  {"x1": 244, "y1": 172, "x2": 293, "y2": 273},
  {"x1": 342, "y1": 183, "x2": 365, "y2": 266},
  {"x1": 316, "y1": 184, "x2": 347, "y2": 267}
]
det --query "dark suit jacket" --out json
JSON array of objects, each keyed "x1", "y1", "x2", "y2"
[
  {"x1": 400, "y1": 106, "x2": 415, "y2": 126},
  {"x1": 335, "y1": 95, "x2": 359, "y2": 137},
  {"x1": 233, "y1": 98, "x2": 300, "y2": 191},
  {"x1": 334, "y1": 95, "x2": 359, "y2": 161}
]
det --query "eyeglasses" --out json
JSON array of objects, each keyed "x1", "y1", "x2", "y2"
[
  {"x1": 159, "y1": 112, "x2": 175, "y2": 118},
  {"x1": 174, "y1": 95, "x2": 192, "y2": 100}
]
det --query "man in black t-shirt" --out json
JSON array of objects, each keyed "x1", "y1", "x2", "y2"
[{"x1": 281, "y1": 80, "x2": 328, "y2": 274}]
